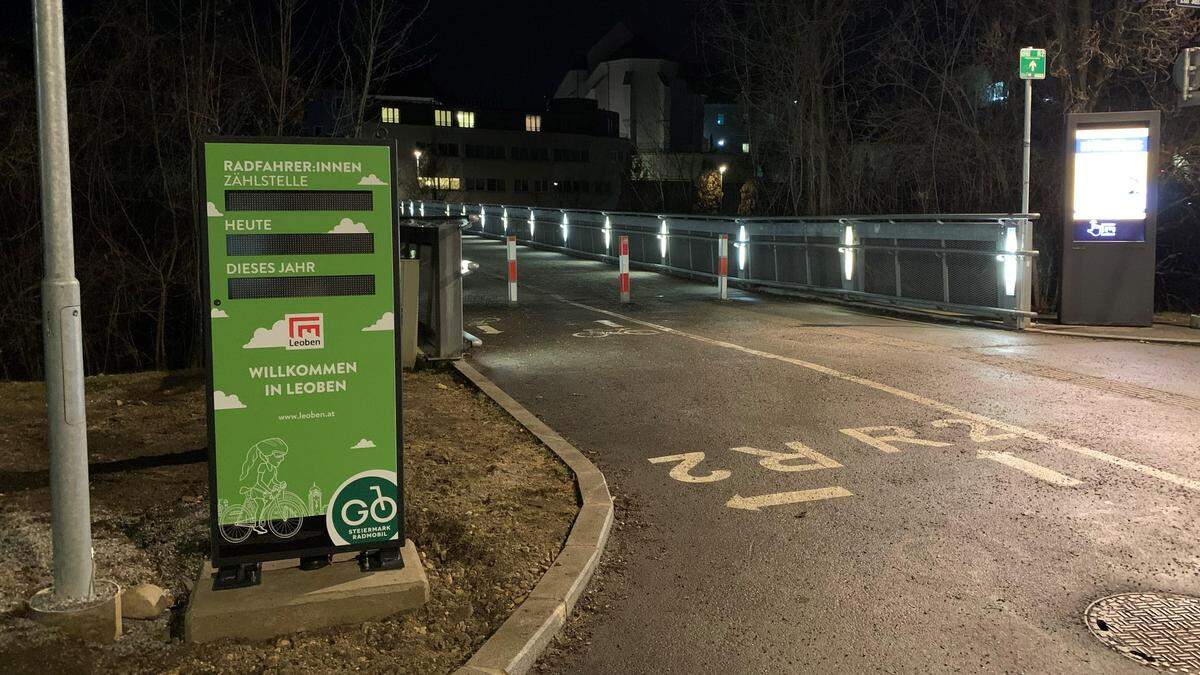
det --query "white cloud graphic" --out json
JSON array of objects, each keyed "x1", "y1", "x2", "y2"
[
  {"x1": 211, "y1": 307, "x2": 229, "y2": 319},
  {"x1": 362, "y1": 311, "x2": 394, "y2": 332},
  {"x1": 243, "y1": 319, "x2": 288, "y2": 349},
  {"x1": 351, "y1": 438, "x2": 376, "y2": 449},
  {"x1": 358, "y1": 174, "x2": 385, "y2": 186},
  {"x1": 207, "y1": 201, "x2": 223, "y2": 217},
  {"x1": 214, "y1": 390, "x2": 246, "y2": 410},
  {"x1": 330, "y1": 217, "x2": 368, "y2": 234}
]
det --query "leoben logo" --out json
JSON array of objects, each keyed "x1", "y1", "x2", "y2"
[
  {"x1": 326, "y1": 470, "x2": 399, "y2": 546},
  {"x1": 286, "y1": 313, "x2": 324, "y2": 350}
]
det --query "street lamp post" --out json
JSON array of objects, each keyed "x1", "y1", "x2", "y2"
[
  {"x1": 413, "y1": 149, "x2": 424, "y2": 202},
  {"x1": 28, "y1": 1, "x2": 122, "y2": 644},
  {"x1": 32, "y1": 0, "x2": 95, "y2": 606}
]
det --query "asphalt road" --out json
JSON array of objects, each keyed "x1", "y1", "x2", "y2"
[{"x1": 460, "y1": 235, "x2": 1200, "y2": 674}]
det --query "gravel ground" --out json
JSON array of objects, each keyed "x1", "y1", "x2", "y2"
[{"x1": 0, "y1": 367, "x2": 576, "y2": 673}]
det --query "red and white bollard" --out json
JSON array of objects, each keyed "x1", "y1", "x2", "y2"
[
  {"x1": 506, "y1": 235, "x2": 518, "y2": 303},
  {"x1": 618, "y1": 235, "x2": 630, "y2": 304},
  {"x1": 718, "y1": 234, "x2": 729, "y2": 300}
]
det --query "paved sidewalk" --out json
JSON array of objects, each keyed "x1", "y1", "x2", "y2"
[{"x1": 1029, "y1": 319, "x2": 1200, "y2": 346}]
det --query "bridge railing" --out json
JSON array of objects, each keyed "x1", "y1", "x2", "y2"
[{"x1": 405, "y1": 200, "x2": 1038, "y2": 329}]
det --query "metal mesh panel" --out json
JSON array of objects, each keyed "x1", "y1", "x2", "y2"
[
  {"x1": 228, "y1": 274, "x2": 375, "y2": 299},
  {"x1": 809, "y1": 237, "x2": 841, "y2": 288},
  {"x1": 748, "y1": 239, "x2": 778, "y2": 281},
  {"x1": 690, "y1": 237, "x2": 718, "y2": 275},
  {"x1": 225, "y1": 190, "x2": 373, "y2": 212},
  {"x1": 579, "y1": 226, "x2": 604, "y2": 256},
  {"x1": 948, "y1": 241, "x2": 1000, "y2": 306},
  {"x1": 774, "y1": 237, "x2": 808, "y2": 285},
  {"x1": 666, "y1": 235, "x2": 686, "y2": 266},
  {"x1": 226, "y1": 233, "x2": 375, "y2": 256},
  {"x1": 897, "y1": 239, "x2": 944, "y2": 302},
  {"x1": 628, "y1": 229, "x2": 658, "y2": 264},
  {"x1": 667, "y1": 231, "x2": 705, "y2": 271},
  {"x1": 863, "y1": 238, "x2": 897, "y2": 296}
]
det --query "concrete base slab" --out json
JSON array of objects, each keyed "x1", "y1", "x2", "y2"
[
  {"x1": 184, "y1": 540, "x2": 428, "y2": 643},
  {"x1": 29, "y1": 579, "x2": 122, "y2": 644}
]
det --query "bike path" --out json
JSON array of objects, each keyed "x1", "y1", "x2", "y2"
[{"x1": 460, "y1": 235, "x2": 1200, "y2": 673}]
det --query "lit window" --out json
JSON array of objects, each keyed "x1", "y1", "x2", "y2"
[
  {"x1": 418, "y1": 176, "x2": 462, "y2": 190},
  {"x1": 716, "y1": 113, "x2": 726, "y2": 126},
  {"x1": 456, "y1": 111, "x2": 475, "y2": 128},
  {"x1": 381, "y1": 107, "x2": 400, "y2": 124},
  {"x1": 525, "y1": 114, "x2": 542, "y2": 132},
  {"x1": 716, "y1": 138, "x2": 726, "y2": 148},
  {"x1": 742, "y1": 142, "x2": 750, "y2": 154},
  {"x1": 435, "y1": 109, "x2": 452, "y2": 127}
]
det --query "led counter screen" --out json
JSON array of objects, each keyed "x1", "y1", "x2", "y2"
[
  {"x1": 228, "y1": 274, "x2": 376, "y2": 299},
  {"x1": 226, "y1": 233, "x2": 375, "y2": 256},
  {"x1": 225, "y1": 190, "x2": 373, "y2": 212}
]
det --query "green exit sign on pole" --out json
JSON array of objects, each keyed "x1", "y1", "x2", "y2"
[{"x1": 1020, "y1": 47, "x2": 1047, "y2": 80}]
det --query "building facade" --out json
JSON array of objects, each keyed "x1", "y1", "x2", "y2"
[
  {"x1": 702, "y1": 103, "x2": 750, "y2": 155},
  {"x1": 554, "y1": 24, "x2": 703, "y2": 153},
  {"x1": 363, "y1": 97, "x2": 630, "y2": 210}
]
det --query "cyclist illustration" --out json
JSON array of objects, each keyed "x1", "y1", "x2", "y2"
[{"x1": 217, "y1": 437, "x2": 319, "y2": 543}]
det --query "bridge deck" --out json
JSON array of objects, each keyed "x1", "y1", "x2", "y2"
[{"x1": 461, "y1": 235, "x2": 1200, "y2": 673}]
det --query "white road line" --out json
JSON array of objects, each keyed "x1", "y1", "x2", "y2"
[
  {"x1": 977, "y1": 451, "x2": 1082, "y2": 487},
  {"x1": 476, "y1": 324, "x2": 501, "y2": 335},
  {"x1": 595, "y1": 319, "x2": 623, "y2": 328},
  {"x1": 553, "y1": 296, "x2": 1200, "y2": 493}
]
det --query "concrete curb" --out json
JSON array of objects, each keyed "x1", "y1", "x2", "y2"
[
  {"x1": 451, "y1": 360, "x2": 613, "y2": 675},
  {"x1": 1027, "y1": 326, "x2": 1200, "y2": 347}
]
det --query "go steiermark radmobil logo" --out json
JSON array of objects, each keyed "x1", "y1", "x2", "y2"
[{"x1": 327, "y1": 470, "x2": 400, "y2": 546}]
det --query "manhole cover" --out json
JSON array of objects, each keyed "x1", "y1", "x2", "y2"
[{"x1": 1086, "y1": 593, "x2": 1200, "y2": 672}]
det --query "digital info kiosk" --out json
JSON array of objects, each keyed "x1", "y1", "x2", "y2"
[
  {"x1": 1061, "y1": 111, "x2": 1160, "y2": 326},
  {"x1": 198, "y1": 138, "x2": 404, "y2": 588}
]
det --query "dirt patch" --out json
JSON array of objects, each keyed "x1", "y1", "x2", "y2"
[{"x1": 0, "y1": 367, "x2": 576, "y2": 673}]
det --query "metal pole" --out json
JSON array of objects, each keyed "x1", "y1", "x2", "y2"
[
  {"x1": 33, "y1": 0, "x2": 95, "y2": 602},
  {"x1": 507, "y1": 235, "x2": 518, "y2": 303},
  {"x1": 1018, "y1": 77, "x2": 1034, "y2": 330},
  {"x1": 1022, "y1": 78, "x2": 1032, "y2": 214},
  {"x1": 619, "y1": 236, "x2": 630, "y2": 303},
  {"x1": 717, "y1": 235, "x2": 729, "y2": 300}
]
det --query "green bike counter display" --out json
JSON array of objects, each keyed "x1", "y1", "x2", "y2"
[{"x1": 199, "y1": 138, "x2": 403, "y2": 585}]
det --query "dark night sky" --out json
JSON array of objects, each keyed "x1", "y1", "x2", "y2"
[
  {"x1": 421, "y1": 0, "x2": 698, "y2": 108},
  {"x1": 3, "y1": 0, "x2": 700, "y2": 109}
]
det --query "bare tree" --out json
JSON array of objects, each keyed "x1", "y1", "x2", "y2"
[
  {"x1": 245, "y1": 0, "x2": 326, "y2": 136},
  {"x1": 704, "y1": 0, "x2": 855, "y2": 215},
  {"x1": 334, "y1": 0, "x2": 431, "y2": 137}
]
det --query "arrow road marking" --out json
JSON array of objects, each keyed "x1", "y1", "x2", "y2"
[
  {"x1": 978, "y1": 451, "x2": 1082, "y2": 487},
  {"x1": 726, "y1": 487, "x2": 853, "y2": 511},
  {"x1": 596, "y1": 320, "x2": 623, "y2": 328}
]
